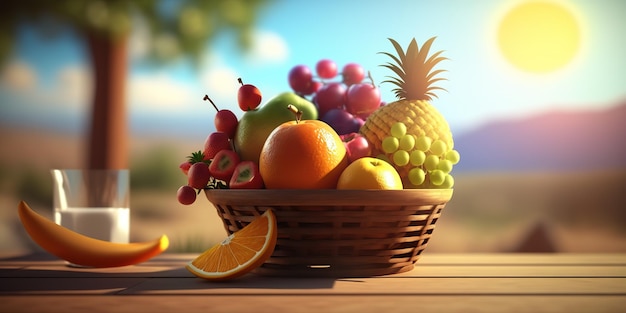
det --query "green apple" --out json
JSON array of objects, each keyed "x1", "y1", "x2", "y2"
[{"x1": 234, "y1": 92, "x2": 318, "y2": 163}]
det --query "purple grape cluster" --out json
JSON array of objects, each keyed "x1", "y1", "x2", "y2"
[{"x1": 287, "y1": 60, "x2": 383, "y2": 136}]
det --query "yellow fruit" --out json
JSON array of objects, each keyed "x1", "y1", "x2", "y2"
[
  {"x1": 337, "y1": 157, "x2": 403, "y2": 190},
  {"x1": 186, "y1": 209, "x2": 277, "y2": 281},
  {"x1": 362, "y1": 100, "x2": 453, "y2": 152},
  {"x1": 18, "y1": 201, "x2": 169, "y2": 267},
  {"x1": 360, "y1": 37, "x2": 454, "y2": 188}
]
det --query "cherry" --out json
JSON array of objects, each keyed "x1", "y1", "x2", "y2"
[
  {"x1": 204, "y1": 95, "x2": 238, "y2": 138},
  {"x1": 177, "y1": 185, "x2": 197, "y2": 205},
  {"x1": 237, "y1": 78, "x2": 262, "y2": 111}
]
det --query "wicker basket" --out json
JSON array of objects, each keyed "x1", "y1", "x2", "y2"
[{"x1": 204, "y1": 189, "x2": 452, "y2": 277}]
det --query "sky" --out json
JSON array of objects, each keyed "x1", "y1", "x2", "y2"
[{"x1": 0, "y1": 0, "x2": 625, "y2": 141}]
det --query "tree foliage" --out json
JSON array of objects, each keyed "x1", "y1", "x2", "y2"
[{"x1": 0, "y1": 0, "x2": 270, "y2": 65}]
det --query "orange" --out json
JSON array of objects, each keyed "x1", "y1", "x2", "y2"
[
  {"x1": 186, "y1": 209, "x2": 277, "y2": 281},
  {"x1": 337, "y1": 157, "x2": 403, "y2": 190},
  {"x1": 259, "y1": 115, "x2": 348, "y2": 189}
]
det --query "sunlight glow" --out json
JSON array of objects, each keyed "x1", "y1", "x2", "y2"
[{"x1": 497, "y1": 1, "x2": 581, "y2": 73}]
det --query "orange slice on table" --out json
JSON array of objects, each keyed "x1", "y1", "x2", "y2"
[{"x1": 186, "y1": 209, "x2": 277, "y2": 281}]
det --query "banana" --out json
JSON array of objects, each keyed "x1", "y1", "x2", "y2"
[{"x1": 18, "y1": 201, "x2": 169, "y2": 267}]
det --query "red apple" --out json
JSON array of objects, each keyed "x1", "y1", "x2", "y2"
[
  {"x1": 208, "y1": 150, "x2": 241, "y2": 181},
  {"x1": 345, "y1": 82, "x2": 381, "y2": 118},
  {"x1": 203, "y1": 131, "x2": 232, "y2": 160},
  {"x1": 229, "y1": 161, "x2": 264, "y2": 189},
  {"x1": 341, "y1": 133, "x2": 371, "y2": 163},
  {"x1": 237, "y1": 78, "x2": 262, "y2": 111}
]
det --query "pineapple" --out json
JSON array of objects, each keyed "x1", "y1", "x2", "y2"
[{"x1": 360, "y1": 37, "x2": 454, "y2": 188}]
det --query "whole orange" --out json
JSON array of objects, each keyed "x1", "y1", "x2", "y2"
[{"x1": 260, "y1": 114, "x2": 348, "y2": 189}]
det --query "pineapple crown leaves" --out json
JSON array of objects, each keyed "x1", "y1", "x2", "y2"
[{"x1": 379, "y1": 37, "x2": 448, "y2": 101}]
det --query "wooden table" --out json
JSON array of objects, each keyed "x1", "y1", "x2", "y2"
[{"x1": 1, "y1": 253, "x2": 625, "y2": 313}]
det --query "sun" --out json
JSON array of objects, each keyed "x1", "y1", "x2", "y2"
[{"x1": 497, "y1": 1, "x2": 581, "y2": 73}]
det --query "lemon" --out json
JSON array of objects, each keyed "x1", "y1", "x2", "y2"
[{"x1": 337, "y1": 157, "x2": 403, "y2": 190}]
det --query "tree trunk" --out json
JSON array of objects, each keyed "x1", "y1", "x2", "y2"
[{"x1": 85, "y1": 32, "x2": 129, "y2": 170}]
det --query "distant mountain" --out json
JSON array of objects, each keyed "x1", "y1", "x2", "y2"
[
  {"x1": 453, "y1": 100, "x2": 626, "y2": 172},
  {"x1": 3, "y1": 99, "x2": 625, "y2": 173}
]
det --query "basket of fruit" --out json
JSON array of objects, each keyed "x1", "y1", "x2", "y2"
[{"x1": 178, "y1": 37, "x2": 459, "y2": 278}]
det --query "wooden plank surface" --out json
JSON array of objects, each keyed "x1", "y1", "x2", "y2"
[
  {"x1": 1, "y1": 253, "x2": 625, "y2": 313},
  {"x1": 2, "y1": 295, "x2": 626, "y2": 313}
]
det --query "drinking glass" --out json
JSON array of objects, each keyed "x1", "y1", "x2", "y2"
[{"x1": 51, "y1": 169, "x2": 130, "y2": 243}]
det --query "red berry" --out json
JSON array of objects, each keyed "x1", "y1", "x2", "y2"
[
  {"x1": 316, "y1": 59, "x2": 338, "y2": 79},
  {"x1": 342, "y1": 63, "x2": 365, "y2": 86},
  {"x1": 208, "y1": 150, "x2": 241, "y2": 181},
  {"x1": 203, "y1": 131, "x2": 232, "y2": 160},
  {"x1": 215, "y1": 109, "x2": 238, "y2": 138},
  {"x1": 303, "y1": 80, "x2": 323, "y2": 95},
  {"x1": 345, "y1": 82, "x2": 381, "y2": 118},
  {"x1": 288, "y1": 65, "x2": 313, "y2": 94},
  {"x1": 229, "y1": 161, "x2": 264, "y2": 189},
  {"x1": 315, "y1": 82, "x2": 346, "y2": 117},
  {"x1": 187, "y1": 162, "x2": 210, "y2": 189},
  {"x1": 204, "y1": 95, "x2": 239, "y2": 138},
  {"x1": 237, "y1": 78, "x2": 262, "y2": 111},
  {"x1": 177, "y1": 185, "x2": 197, "y2": 205},
  {"x1": 179, "y1": 161, "x2": 192, "y2": 175}
]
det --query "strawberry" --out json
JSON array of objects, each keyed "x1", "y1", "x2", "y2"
[
  {"x1": 208, "y1": 150, "x2": 240, "y2": 181},
  {"x1": 229, "y1": 161, "x2": 264, "y2": 189},
  {"x1": 180, "y1": 151, "x2": 207, "y2": 175}
]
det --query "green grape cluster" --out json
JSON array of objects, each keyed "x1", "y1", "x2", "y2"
[{"x1": 377, "y1": 122, "x2": 460, "y2": 189}]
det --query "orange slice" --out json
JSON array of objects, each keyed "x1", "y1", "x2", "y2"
[{"x1": 186, "y1": 209, "x2": 277, "y2": 281}]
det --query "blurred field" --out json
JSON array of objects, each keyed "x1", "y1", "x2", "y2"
[
  {"x1": 2, "y1": 170, "x2": 625, "y2": 256},
  {"x1": 430, "y1": 170, "x2": 626, "y2": 252},
  {"x1": 1, "y1": 127, "x2": 625, "y2": 255}
]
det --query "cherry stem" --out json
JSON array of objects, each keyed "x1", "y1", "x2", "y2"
[
  {"x1": 367, "y1": 71, "x2": 375, "y2": 86},
  {"x1": 238, "y1": 77, "x2": 244, "y2": 86},
  {"x1": 287, "y1": 104, "x2": 302, "y2": 124},
  {"x1": 203, "y1": 95, "x2": 220, "y2": 112}
]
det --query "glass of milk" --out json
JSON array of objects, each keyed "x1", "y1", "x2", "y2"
[{"x1": 51, "y1": 169, "x2": 130, "y2": 244}]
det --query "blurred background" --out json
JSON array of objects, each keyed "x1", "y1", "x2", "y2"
[{"x1": 1, "y1": 0, "x2": 625, "y2": 255}]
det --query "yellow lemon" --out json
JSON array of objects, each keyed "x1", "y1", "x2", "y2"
[{"x1": 337, "y1": 157, "x2": 403, "y2": 190}]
